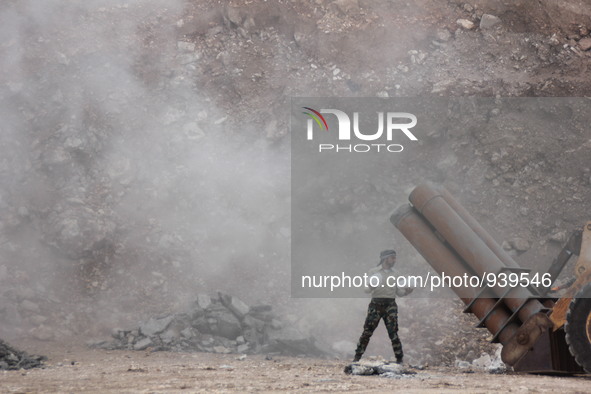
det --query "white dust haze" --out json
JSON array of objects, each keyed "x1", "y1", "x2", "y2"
[
  {"x1": 0, "y1": 0, "x2": 294, "y2": 340},
  {"x1": 0, "y1": 0, "x2": 513, "y2": 365}
]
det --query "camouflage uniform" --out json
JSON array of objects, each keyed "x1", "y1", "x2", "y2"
[
  {"x1": 354, "y1": 298, "x2": 402, "y2": 361},
  {"x1": 353, "y1": 250, "x2": 409, "y2": 363}
]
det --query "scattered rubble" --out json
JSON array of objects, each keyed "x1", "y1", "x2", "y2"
[
  {"x1": 344, "y1": 360, "x2": 417, "y2": 378},
  {"x1": 455, "y1": 347, "x2": 507, "y2": 374},
  {"x1": 92, "y1": 293, "x2": 331, "y2": 358},
  {"x1": 0, "y1": 339, "x2": 45, "y2": 370}
]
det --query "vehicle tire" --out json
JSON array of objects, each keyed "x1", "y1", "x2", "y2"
[{"x1": 565, "y1": 283, "x2": 591, "y2": 373}]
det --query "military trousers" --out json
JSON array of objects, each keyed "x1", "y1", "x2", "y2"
[{"x1": 354, "y1": 298, "x2": 402, "y2": 359}]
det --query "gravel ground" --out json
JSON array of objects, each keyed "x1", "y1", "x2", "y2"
[{"x1": 2, "y1": 341, "x2": 591, "y2": 393}]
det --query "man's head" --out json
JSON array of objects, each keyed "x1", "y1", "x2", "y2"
[{"x1": 379, "y1": 249, "x2": 397, "y2": 268}]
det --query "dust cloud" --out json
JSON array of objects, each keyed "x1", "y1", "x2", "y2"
[
  {"x1": 0, "y1": 0, "x2": 454, "y2": 364},
  {"x1": 0, "y1": 0, "x2": 292, "y2": 342},
  {"x1": 3, "y1": 0, "x2": 570, "y2": 368}
]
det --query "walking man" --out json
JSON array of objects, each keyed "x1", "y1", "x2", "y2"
[{"x1": 353, "y1": 249, "x2": 412, "y2": 363}]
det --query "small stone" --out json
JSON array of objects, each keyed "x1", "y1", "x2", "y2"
[
  {"x1": 195, "y1": 294, "x2": 212, "y2": 310},
  {"x1": 213, "y1": 346, "x2": 231, "y2": 354},
  {"x1": 243, "y1": 17, "x2": 256, "y2": 31},
  {"x1": 111, "y1": 329, "x2": 125, "y2": 340},
  {"x1": 229, "y1": 297, "x2": 250, "y2": 318},
  {"x1": 431, "y1": 79, "x2": 454, "y2": 93},
  {"x1": 87, "y1": 339, "x2": 110, "y2": 349},
  {"x1": 179, "y1": 53, "x2": 200, "y2": 65},
  {"x1": 180, "y1": 327, "x2": 194, "y2": 338},
  {"x1": 436, "y1": 29, "x2": 451, "y2": 42},
  {"x1": 457, "y1": 19, "x2": 475, "y2": 30},
  {"x1": 183, "y1": 122, "x2": 204, "y2": 140},
  {"x1": 548, "y1": 34, "x2": 560, "y2": 46},
  {"x1": 511, "y1": 237, "x2": 530, "y2": 252},
  {"x1": 349, "y1": 363, "x2": 375, "y2": 375},
  {"x1": 578, "y1": 37, "x2": 591, "y2": 51},
  {"x1": 140, "y1": 315, "x2": 174, "y2": 336},
  {"x1": 480, "y1": 14, "x2": 501, "y2": 29},
  {"x1": 160, "y1": 329, "x2": 178, "y2": 344},
  {"x1": 376, "y1": 363, "x2": 404, "y2": 374},
  {"x1": 226, "y1": 6, "x2": 242, "y2": 25},
  {"x1": 294, "y1": 32, "x2": 306, "y2": 45},
  {"x1": 549, "y1": 231, "x2": 567, "y2": 243},
  {"x1": 376, "y1": 91, "x2": 389, "y2": 98},
  {"x1": 207, "y1": 26, "x2": 223, "y2": 37},
  {"x1": 455, "y1": 360, "x2": 471, "y2": 369},
  {"x1": 209, "y1": 311, "x2": 242, "y2": 339},
  {"x1": 237, "y1": 27, "x2": 249, "y2": 39},
  {"x1": 472, "y1": 353, "x2": 492, "y2": 370},
  {"x1": 219, "y1": 293, "x2": 250, "y2": 319},
  {"x1": 567, "y1": 33, "x2": 581, "y2": 41},
  {"x1": 133, "y1": 338, "x2": 153, "y2": 350},
  {"x1": 214, "y1": 116, "x2": 227, "y2": 125}
]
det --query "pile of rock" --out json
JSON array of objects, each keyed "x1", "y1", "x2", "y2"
[
  {"x1": 0, "y1": 339, "x2": 45, "y2": 370},
  {"x1": 93, "y1": 292, "x2": 330, "y2": 357},
  {"x1": 455, "y1": 347, "x2": 507, "y2": 374},
  {"x1": 343, "y1": 360, "x2": 417, "y2": 378}
]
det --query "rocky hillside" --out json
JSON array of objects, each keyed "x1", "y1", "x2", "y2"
[{"x1": 0, "y1": 0, "x2": 590, "y2": 366}]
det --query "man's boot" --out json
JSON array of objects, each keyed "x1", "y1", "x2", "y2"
[
  {"x1": 395, "y1": 355, "x2": 403, "y2": 364},
  {"x1": 353, "y1": 353, "x2": 362, "y2": 362}
]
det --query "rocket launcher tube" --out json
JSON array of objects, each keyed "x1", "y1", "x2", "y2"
[
  {"x1": 408, "y1": 184, "x2": 545, "y2": 324},
  {"x1": 391, "y1": 204, "x2": 519, "y2": 345}
]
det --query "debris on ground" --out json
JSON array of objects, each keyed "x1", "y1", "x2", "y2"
[
  {"x1": 455, "y1": 347, "x2": 507, "y2": 374},
  {"x1": 91, "y1": 292, "x2": 331, "y2": 358},
  {"x1": 343, "y1": 360, "x2": 418, "y2": 378},
  {"x1": 0, "y1": 339, "x2": 45, "y2": 370}
]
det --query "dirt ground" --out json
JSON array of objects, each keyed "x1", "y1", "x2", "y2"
[{"x1": 2, "y1": 340, "x2": 591, "y2": 393}]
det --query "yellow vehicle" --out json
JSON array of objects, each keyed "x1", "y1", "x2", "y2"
[{"x1": 547, "y1": 222, "x2": 591, "y2": 373}]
